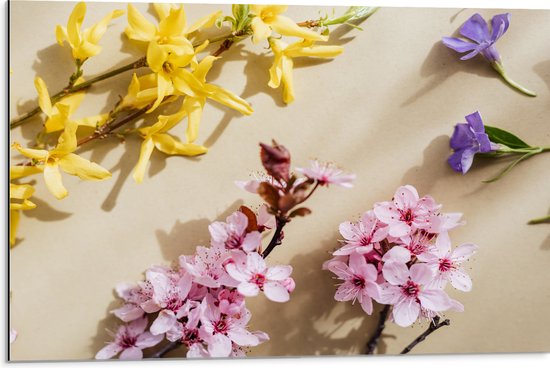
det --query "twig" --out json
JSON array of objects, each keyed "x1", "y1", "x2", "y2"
[
  {"x1": 400, "y1": 316, "x2": 451, "y2": 354},
  {"x1": 150, "y1": 341, "x2": 181, "y2": 359},
  {"x1": 365, "y1": 305, "x2": 390, "y2": 354},
  {"x1": 261, "y1": 217, "x2": 287, "y2": 258}
]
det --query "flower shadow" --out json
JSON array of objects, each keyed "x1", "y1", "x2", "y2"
[
  {"x1": 249, "y1": 233, "x2": 393, "y2": 357},
  {"x1": 401, "y1": 135, "x2": 453, "y2": 194},
  {"x1": 533, "y1": 59, "x2": 550, "y2": 94},
  {"x1": 541, "y1": 234, "x2": 550, "y2": 250},
  {"x1": 400, "y1": 41, "x2": 495, "y2": 107}
]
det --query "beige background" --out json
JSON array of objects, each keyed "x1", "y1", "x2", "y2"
[{"x1": 9, "y1": 1, "x2": 550, "y2": 361}]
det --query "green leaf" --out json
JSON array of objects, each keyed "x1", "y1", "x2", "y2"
[{"x1": 484, "y1": 125, "x2": 531, "y2": 149}]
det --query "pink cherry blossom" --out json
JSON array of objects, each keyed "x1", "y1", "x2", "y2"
[
  {"x1": 380, "y1": 263, "x2": 452, "y2": 327},
  {"x1": 296, "y1": 160, "x2": 356, "y2": 188},
  {"x1": 179, "y1": 246, "x2": 237, "y2": 288},
  {"x1": 225, "y1": 252, "x2": 293, "y2": 302},
  {"x1": 10, "y1": 328, "x2": 17, "y2": 344},
  {"x1": 328, "y1": 252, "x2": 381, "y2": 314},
  {"x1": 373, "y1": 185, "x2": 440, "y2": 238},
  {"x1": 257, "y1": 204, "x2": 276, "y2": 232},
  {"x1": 198, "y1": 295, "x2": 261, "y2": 357},
  {"x1": 111, "y1": 283, "x2": 148, "y2": 322},
  {"x1": 417, "y1": 232, "x2": 478, "y2": 291},
  {"x1": 334, "y1": 211, "x2": 388, "y2": 256},
  {"x1": 216, "y1": 288, "x2": 246, "y2": 315},
  {"x1": 209, "y1": 212, "x2": 261, "y2": 252},
  {"x1": 424, "y1": 212, "x2": 465, "y2": 234},
  {"x1": 146, "y1": 270, "x2": 193, "y2": 335},
  {"x1": 95, "y1": 316, "x2": 164, "y2": 360}
]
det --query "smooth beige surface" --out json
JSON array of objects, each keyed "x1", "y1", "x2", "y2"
[{"x1": 9, "y1": 1, "x2": 550, "y2": 361}]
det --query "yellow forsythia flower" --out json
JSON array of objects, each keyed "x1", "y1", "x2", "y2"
[
  {"x1": 250, "y1": 5, "x2": 327, "y2": 44},
  {"x1": 10, "y1": 183, "x2": 37, "y2": 247},
  {"x1": 133, "y1": 112, "x2": 207, "y2": 183},
  {"x1": 9, "y1": 166, "x2": 42, "y2": 246},
  {"x1": 181, "y1": 55, "x2": 253, "y2": 143},
  {"x1": 56, "y1": 2, "x2": 124, "y2": 62},
  {"x1": 34, "y1": 76, "x2": 108, "y2": 133},
  {"x1": 12, "y1": 121, "x2": 111, "y2": 200},
  {"x1": 269, "y1": 39, "x2": 343, "y2": 104}
]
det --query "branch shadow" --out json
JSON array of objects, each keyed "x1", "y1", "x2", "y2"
[
  {"x1": 251, "y1": 233, "x2": 394, "y2": 357},
  {"x1": 541, "y1": 234, "x2": 550, "y2": 250},
  {"x1": 401, "y1": 41, "x2": 495, "y2": 107},
  {"x1": 401, "y1": 135, "x2": 453, "y2": 194}
]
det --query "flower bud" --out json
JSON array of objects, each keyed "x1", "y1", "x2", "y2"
[
  {"x1": 259, "y1": 141, "x2": 291, "y2": 182},
  {"x1": 282, "y1": 277, "x2": 296, "y2": 293}
]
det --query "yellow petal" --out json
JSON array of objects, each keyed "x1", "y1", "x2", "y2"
[
  {"x1": 194, "y1": 55, "x2": 218, "y2": 82},
  {"x1": 10, "y1": 199, "x2": 37, "y2": 211},
  {"x1": 58, "y1": 153, "x2": 112, "y2": 180},
  {"x1": 152, "y1": 134, "x2": 208, "y2": 156},
  {"x1": 44, "y1": 103, "x2": 71, "y2": 133},
  {"x1": 186, "y1": 10, "x2": 222, "y2": 34},
  {"x1": 181, "y1": 96, "x2": 205, "y2": 143},
  {"x1": 55, "y1": 25, "x2": 68, "y2": 46},
  {"x1": 51, "y1": 120, "x2": 78, "y2": 155},
  {"x1": 58, "y1": 88, "x2": 86, "y2": 117},
  {"x1": 86, "y1": 9, "x2": 125, "y2": 45},
  {"x1": 146, "y1": 40, "x2": 168, "y2": 73},
  {"x1": 10, "y1": 183, "x2": 35, "y2": 201},
  {"x1": 67, "y1": 2, "x2": 86, "y2": 48},
  {"x1": 34, "y1": 77, "x2": 52, "y2": 116},
  {"x1": 44, "y1": 162, "x2": 68, "y2": 200},
  {"x1": 153, "y1": 3, "x2": 174, "y2": 20},
  {"x1": 285, "y1": 43, "x2": 344, "y2": 58},
  {"x1": 270, "y1": 15, "x2": 327, "y2": 41},
  {"x1": 173, "y1": 68, "x2": 204, "y2": 97},
  {"x1": 10, "y1": 210, "x2": 20, "y2": 246},
  {"x1": 10, "y1": 165, "x2": 43, "y2": 180},
  {"x1": 74, "y1": 113, "x2": 109, "y2": 128},
  {"x1": 125, "y1": 4, "x2": 157, "y2": 42},
  {"x1": 148, "y1": 73, "x2": 171, "y2": 112},
  {"x1": 268, "y1": 40, "x2": 285, "y2": 88},
  {"x1": 251, "y1": 17, "x2": 272, "y2": 44},
  {"x1": 12, "y1": 143, "x2": 48, "y2": 161},
  {"x1": 281, "y1": 57, "x2": 295, "y2": 104},
  {"x1": 204, "y1": 84, "x2": 253, "y2": 115},
  {"x1": 158, "y1": 6, "x2": 187, "y2": 39},
  {"x1": 132, "y1": 137, "x2": 155, "y2": 183}
]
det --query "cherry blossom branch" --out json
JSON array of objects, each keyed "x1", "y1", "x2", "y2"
[
  {"x1": 150, "y1": 341, "x2": 180, "y2": 359},
  {"x1": 365, "y1": 304, "x2": 391, "y2": 354},
  {"x1": 261, "y1": 217, "x2": 288, "y2": 259},
  {"x1": 400, "y1": 316, "x2": 451, "y2": 354}
]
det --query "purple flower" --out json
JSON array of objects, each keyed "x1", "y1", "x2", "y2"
[
  {"x1": 442, "y1": 13, "x2": 510, "y2": 63},
  {"x1": 448, "y1": 111, "x2": 496, "y2": 174}
]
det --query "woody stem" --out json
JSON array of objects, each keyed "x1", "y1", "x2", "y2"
[
  {"x1": 365, "y1": 305, "x2": 391, "y2": 354},
  {"x1": 400, "y1": 316, "x2": 451, "y2": 354}
]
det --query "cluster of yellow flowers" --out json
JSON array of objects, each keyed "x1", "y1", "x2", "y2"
[{"x1": 10, "y1": 2, "x2": 376, "y2": 246}]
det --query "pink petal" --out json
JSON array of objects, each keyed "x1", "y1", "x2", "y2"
[
  {"x1": 228, "y1": 211, "x2": 248, "y2": 234},
  {"x1": 119, "y1": 347, "x2": 143, "y2": 360},
  {"x1": 435, "y1": 232, "x2": 452, "y2": 257},
  {"x1": 228, "y1": 328, "x2": 260, "y2": 346},
  {"x1": 334, "y1": 282, "x2": 357, "y2": 302},
  {"x1": 147, "y1": 271, "x2": 171, "y2": 303},
  {"x1": 234, "y1": 179, "x2": 260, "y2": 193},
  {"x1": 208, "y1": 222, "x2": 228, "y2": 244},
  {"x1": 373, "y1": 202, "x2": 400, "y2": 224},
  {"x1": 135, "y1": 332, "x2": 164, "y2": 348},
  {"x1": 393, "y1": 299, "x2": 420, "y2": 327},
  {"x1": 339, "y1": 221, "x2": 357, "y2": 240},
  {"x1": 246, "y1": 252, "x2": 266, "y2": 274},
  {"x1": 371, "y1": 226, "x2": 389, "y2": 242},
  {"x1": 382, "y1": 246, "x2": 411, "y2": 263},
  {"x1": 410, "y1": 264, "x2": 434, "y2": 285},
  {"x1": 95, "y1": 343, "x2": 122, "y2": 359},
  {"x1": 263, "y1": 282, "x2": 290, "y2": 302},
  {"x1": 187, "y1": 343, "x2": 209, "y2": 358},
  {"x1": 364, "y1": 281, "x2": 381, "y2": 300},
  {"x1": 332, "y1": 243, "x2": 358, "y2": 256},
  {"x1": 418, "y1": 289, "x2": 451, "y2": 311},
  {"x1": 177, "y1": 272, "x2": 193, "y2": 300},
  {"x1": 393, "y1": 185, "x2": 419, "y2": 210},
  {"x1": 359, "y1": 294, "x2": 374, "y2": 314},
  {"x1": 382, "y1": 262, "x2": 409, "y2": 286},
  {"x1": 348, "y1": 252, "x2": 367, "y2": 273},
  {"x1": 451, "y1": 243, "x2": 478, "y2": 263},
  {"x1": 450, "y1": 268, "x2": 473, "y2": 292},
  {"x1": 225, "y1": 263, "x2": 249, "y2": 282},
  {"x1": 242, "y1": 231, "x2": 261, "y2": 252},
  {"x1": 449, "y1": 298, "x2": 465, "y2": 312},
  {"x1": 378, "y1": 284, "x2": 401, "y2": 304},
  {"x1": 361, "y1": 263, "x2": 379, "y2": 282},
  {"x1": 128, "y1": 315, "x2": 148, "y2": 335},
  {"x1": 207, "y1": 334, "x2": 232, "y2": 357},
  {"x1": 115, "y1": 283, "x2": 136, "y2": 300},
  {"x1": 388, "y1": 222, "x2": 411, "y2": 238},
  {"x1": 266, "y1": 265, "x2": 292, "y2": 281},
  {"x1": 112, "y1": 304, "x2": 144, "y2": 322},
  {"x1": 237, "y1": 282, "x2": 260, "y2": 297},
  {"x1": 150, "y1": 310, "x2": 177, "y2": 335}
]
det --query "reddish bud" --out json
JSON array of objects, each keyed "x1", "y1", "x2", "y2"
[{"x1": 259, "y1": 141, "x2": 291, "y2": 181}]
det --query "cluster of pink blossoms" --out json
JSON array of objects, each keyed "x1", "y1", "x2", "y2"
[
  {"x1": 96, "y1": 205, "x2": 292, "y2": 359},
  {"x1": 324, "y1": 185, "x2": 478, "y2": 327},
  {"x1": 96, "y1": 141, "x2": 355, "y2": 359}
]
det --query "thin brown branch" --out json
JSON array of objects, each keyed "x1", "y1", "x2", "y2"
[{"x1": 400, "y1": 316, "x2": 451, "y2": 354}]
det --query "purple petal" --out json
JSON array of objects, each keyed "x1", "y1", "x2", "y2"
[
  {"x1": 480, "y1": 44, "x2": 501, "y2": 63},
  {"x1": 464, "y1": 111, "x2": 485, "y2": 133},
  {"x1": 490, "y1": 13, "x2": 511, "y2": 41},
  {"x1": 460, "y1": 147, "x2": 478, "y2": 174},
  {"x1": 459, "y1": 47, "x2": 482, "y2": 60},
  {"x1": 459, "y1": 13, "x2": 490, "y2": 43},
  {"x1": 450, "y1": 123, "x2": 475, "y2": 150},
  {"x1": 441, "y1": 37, "x2": 477, "y2": 53},
  {"x1": 448, "y1": 150, "x2": 466, "y2": 173},
  {"x1": 475, "y1": 132, "x2": 492, "y2": 152}
]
